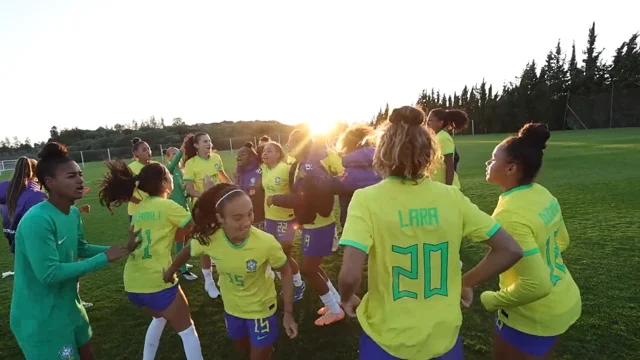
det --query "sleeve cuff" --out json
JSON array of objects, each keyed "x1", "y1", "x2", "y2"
[
  {"x1": 91, "y1": 252, "x2": 109, "y2": 270},
  {"x1": 522, "y1": 247, "x2": 540, "y2": 257},
  {"x1": 179, "y1": 216, "x2": 192, "y2": 228},
  {"x1": 338, "y1": 239, "x2": 369, "y2": 254},
  {"x1": 480, "y1": 291, "x2": 498, "y2": 312},
  {"x1": 486, "y1": 223, "x2": 501, "y2": 238},
  {"x1": 442, "y1": 151, "x2": 454, "y2": 155},
  {"x1": 272, "y1": 257, "x2": 288, "y2": 269}
]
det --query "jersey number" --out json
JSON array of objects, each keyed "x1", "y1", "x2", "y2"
[
  {"x1": 226, "y1": 273, "x2": 245, "y2": 287},
  {"x1": 545, "y1": 229, "x2": 566, "y2": 285},
  {"x1": 136, "y1": 229, "x2": 153, "y2": 259},
  {"x1": 277, "y1": 222, "x2": 288, "y2": 233},
  {"x1": 391, "y1": 242, "x2": 449, "y2": 301}
]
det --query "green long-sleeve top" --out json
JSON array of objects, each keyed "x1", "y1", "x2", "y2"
[
  {"x1": 10, "y1": 202, "x2": 110, "y2": 341},
  {"x1": 166, "y1": 149, "x2": 188, "y2": 209}
]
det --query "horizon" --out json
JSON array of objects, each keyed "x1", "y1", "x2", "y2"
[{"x1": 1, "y1": 0, "x2": 639, "y2": 142}]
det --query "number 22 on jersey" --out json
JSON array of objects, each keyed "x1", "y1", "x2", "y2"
[{"x1": 391, "y1": 242, "x2": 449, "y2": 301}]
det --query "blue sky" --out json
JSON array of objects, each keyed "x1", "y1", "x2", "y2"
[{"x1": 1, "y1": 0, "x2": 638, "y2": 142}]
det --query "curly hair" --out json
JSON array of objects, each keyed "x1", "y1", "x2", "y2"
[
  {"x1": 336, "y1": 125, "x2": 375, "y2": 155},
  {"x1": 190, "y1": 183, "x2": 246, "y2": 245}
]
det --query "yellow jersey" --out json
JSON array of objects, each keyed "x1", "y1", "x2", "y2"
[
  {"x1": 127, "y1": 160, "x2": 158, "y2": 216},
  {"x1": 261, "y1": 162, "x2": 295, "y2": 221},
  {"x1": 323, "y1": 148, "x2": 344, "y2": 176},
  {"x1": 431, "y1": 131, "x2": 460, "y2": 188},
  {"x1": 482, "y1": 183, "x2": 581, "y2": 336},
  {"x1": 339, "y1": 177, "x2": 500, "y2": 359},
  {"x1": 190, "y1": 227, "x2": 288, "y2": 319},
  {"x1": 184, "y1": 154, "x2": 225, "y2": 194},
  {"x1": 124, "y1": 197, "x2": 192, "y2": 293}
]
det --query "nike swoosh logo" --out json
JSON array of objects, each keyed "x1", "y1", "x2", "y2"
[
  {"x1": 58, "y1": 237, "x2": 67, "y2": 245},
  {"x1": 212, "y1": 257, "x2": 222, "y2": 261},
  {"x1": 257, "y1": 335, "x2": 268, "y2": 340}
]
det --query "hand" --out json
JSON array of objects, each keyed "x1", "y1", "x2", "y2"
[
  {"x1": 266, "y1": 196, "x2": 273, "y2": 207},
  {"x1": 78, "y1": 204, "x2": 91, "y2": 214},
  {"x1": 104, "y1": 246, "x2": 130, "y2": 262},
  {"x1": 127, "y1": 226, "x2": 142, "y2": 253},
  {"x1": 83, "y1": 186, "x2": 91, "y2": 195},
  {"x1": 163, "y1": 268, "x2": 177, "y2": 284},
  {"x1": 283, "y1": 312, "x2": 298, "y2": 339},
  {"x1": 461, "y1": 286, "x2": 474, "y2": 308},
  {"x1": 203, "y1": 175, "x2": 216, "y2": 190},
  {"x1": 182, "y1": 134, "x2": 194, "y2": 152},
  {"x1": 341, "y1": 294, "x2": 361, "y2": 318}
]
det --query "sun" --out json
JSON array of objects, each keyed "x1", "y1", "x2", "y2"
[{"x1": 306, "y1": 119, "x2": 338, "y2": 136}]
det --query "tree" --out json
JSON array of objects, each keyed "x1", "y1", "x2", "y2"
[{"x1": 172, "y1": 117, "x2": 186, "y2": 127}]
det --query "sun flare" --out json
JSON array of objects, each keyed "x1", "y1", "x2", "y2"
[{"x1": 306, "y1": 119, "x2": 338, "y2": 136}]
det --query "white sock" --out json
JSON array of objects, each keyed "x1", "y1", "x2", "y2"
[
  {"x1": 143, "y1": 317, "x2": 167, "y2": 360},
  {"x1": 276, "y1": 271, "x2": 282, "y2": 280},
  {"x1": 319, "y1": 291, "x2": 341, "y2": 314},
  {"x1": 77, "y1": 282, "x2": 80, "y2": 293},
  {"x1": 327, "y1": 280, "x2": 341, "y2": 303},
  {"x1": 202, "y1": 267, "x2": 213, "y2": 283},
  {"x1": 178, "y1": 325, "x2": 203, "y2": 360},
  {"x1": 292, "y1": 272, "x2": 302, "y2": 287}
]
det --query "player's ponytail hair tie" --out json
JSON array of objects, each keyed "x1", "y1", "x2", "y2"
[
  {"x1": 132, "y1": 175, "x2": 139, "y2": 182},
  {"x1": 215, "y1": 189, "x2": 244, "y2": 209},
  {"x1": 388, "y1": 106, "x2": 425, "y2": 126}
]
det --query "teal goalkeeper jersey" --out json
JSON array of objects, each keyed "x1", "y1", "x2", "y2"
[
  {"x1": 166, "y1": 149, "x2": 188, "y2": 209},
  {"x1": 10, "y1": 202, "x2": 109, "y2": 341}
]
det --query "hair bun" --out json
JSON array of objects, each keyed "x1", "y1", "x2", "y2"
[
  {"x1": 244, "y1": 142, "x2": 254, "y2": 149},
  {"x1": 518, "y1": 123, "x2": 550, "y2": 150},
  {"x1": 38, "y1": 142, "x2": 68, "y2": 160},
  {"x1": 131, "y1": 137, "x2": 142, "y2": 146},
  {"x1": 388, "y1": 106, "x2": 425, "y2": 126}
]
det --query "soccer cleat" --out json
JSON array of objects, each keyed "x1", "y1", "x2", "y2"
[
  {"x1": 314, "y1": 309, "x2": 345, "y2": 326},
  {"x1": 205, "y1": 281, "x2": 220, "y2": 299},
  {"x1": 182, "y1": 271, "x2": 198, "y2": 281},
  {"x1": 279, "y1": 281, "x2": 306, "y2": 302},
  {"x1": 185, "y1": 263, "x2": 194, "y2": 269},
  {"x1": 81, "y1": 301, "x2": 94, "y2": 309}
]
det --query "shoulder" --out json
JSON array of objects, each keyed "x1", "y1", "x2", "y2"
[{"x1": 20, "y1": 203, "x2": 53, "y2": 225}]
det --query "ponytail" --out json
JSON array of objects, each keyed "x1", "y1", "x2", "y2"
[
  {"x1": 191, "y1": 183, "x2": 244, "y2": 245},
  {"x1": 6, "y1": 157, "x2": 33, "y2": 221},
  {"x1": 98, "y1": 160, "x2": 137, "y2": 212}
]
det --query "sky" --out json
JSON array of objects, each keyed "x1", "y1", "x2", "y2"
[{"x1": 1, "y1": 0, "x2": 638, "y2": 143}]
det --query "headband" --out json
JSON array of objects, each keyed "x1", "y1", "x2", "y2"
[{"x1": 215, "y1": 189, "x2": 244, "y2": 208}]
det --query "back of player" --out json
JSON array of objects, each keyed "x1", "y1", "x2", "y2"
[
  {"x1": 483, "y1": 123, "x2": 581, "y2": 359},
  {"x1": 491, "y1": 184, "x2": 581, "y2": 334},
  {"x1": 338, "y1": 106, "x2": 523, "y2": 360}
]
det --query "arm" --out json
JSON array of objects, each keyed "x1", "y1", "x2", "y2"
[
  {"x1": 274, "y1": 259, "x2": 294, "y2": 314},
  {"x1": 185, "y1": 180, "x2": 201, "y2": 198},
  {"x1": 218, "y1": 170, "x2": 232, "y2": 183},
  {"x1": 338, "y1": 246, "x2": 366, "y2": 301},
  {"x1": 165, "y1": 245, "x2": 192, "y2": 279},
  {"x1": 129, "y1": 196, "x2": 141, "y2": 204},
  {"x1": 444, "y1": 154, "x2": 455, "y2": 185},
  {"x1": 166, "y1": 149, "x2": 183, "y2": 173},
  {"x1": 271, "y1": 193, "x2": 298, "y2": 209},
  {"x1": 462, "y1": 228, "x2": 523, "y2": 289},
  {"x1": 175, "y1": 220, "x2": 194, "y2": 243},
  {"x1": 23, "y1": 216, "x2": 108, "y2": 285}
]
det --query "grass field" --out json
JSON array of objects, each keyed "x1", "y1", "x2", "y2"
[{"x1": 1, "y1": 128, "x2": 639, "y2": 359}]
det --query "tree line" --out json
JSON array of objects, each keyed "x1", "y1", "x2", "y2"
[{"x1": 373, "y1": 22, "x2": 640, "y2": 133}]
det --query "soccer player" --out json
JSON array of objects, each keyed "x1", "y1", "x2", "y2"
[
  {"x1": 127, "y1": 137, "x2": 157, "y2": 223},
  {"x1": 99, "y1": 160, "x2": 204, "y2": 360},
  {"x1": 426, "y1": 108, "x2": 469, "y2": 188},
  {"x1": 235, "y1": 142, "x2": 265, "y2": 230},
  {"x1": 164, "y1": 142, "x2": 197, "y2": 281},
  {"x1": 184, "y1": 132, "x2": 230, "y2": 298},
  {"x1": 10, "y1": 142, "x2": 133, "y2": 360},
  {"x1": 1, "y1": 157, "x2": 47, "y2": 275},
  {"x1": 260, "y1": 142, "x2": 305, "y2": 297},
  {"x1": 483, "y1": 123, "x2": 582, "y2": 359},
  {"x1": 337, "y1": 106, "x2": 523, "y2": 360},
  {"x1": 271, "y1": 130, "x2": 344, "y2": 326},
  {"x1": 165, "y1": 183, "x2": 298, "y2": 360}
]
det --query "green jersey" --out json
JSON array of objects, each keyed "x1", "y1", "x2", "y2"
[
  {"x1": 10, "y1": 202, "x2": 109, "y2": 343},
  {"x1": 166, "y1": 149, "x2": 188, "y2": 209}
]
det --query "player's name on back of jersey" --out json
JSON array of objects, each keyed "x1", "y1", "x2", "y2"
[
  {"x1": 399, "y1": 207, "x2": 439, "y2": 228},
  {"x1": 134, "y1": 210, "x2": 162, "y2": 222},
  {"x1": 539, "y1": 199, "x2": 560, "y2": 226}
]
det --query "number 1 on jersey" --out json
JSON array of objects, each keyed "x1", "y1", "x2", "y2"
[{"x1": 136, "y1": 229, "x2": 152, "y2": 259}]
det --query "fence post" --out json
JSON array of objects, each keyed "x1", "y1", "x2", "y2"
[
  {"x1": 471, "y1": 120, "x2": 475, "y2": 135},
  {"x1": 80, "y1": 151, "x2": 85, "y2": 168},
  {"x1": 0, "y1": 160, "x2": 4, "y2": 174},
  {"x1": 254, "y1": 136, "x2": 257, "y2": 146},
  {"x1": 277, "y1": 134, "x2": 281, "y2": 143},
  {"x1": 229, "y1": 138, "x2": 233, "y2": 152},
  {"x1": 159, "y1": 144, "x2": 164, "y2": 159},
  {"x1": 107, "y1": 148, "x2": 111, "y2": 161},
  {"x1": 609, "y1": 80, "x2": 614, "y2": 128}
]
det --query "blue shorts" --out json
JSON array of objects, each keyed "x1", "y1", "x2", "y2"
[
  {"x1": 495, "y1": 316, "x2": 557, "y2": 357},
  {"x1": 264, "y1": 219, "x2": 296, "y2": 243},
  {"x1": 224, "y1": 312, "x2": 279, "y2": 347},
  {"x1": 359, "y1": 331, "x2": 463, "y2": 359},
  {"x1": 301, "y1": 223, "x2": 336, "y2": 257},
  {"x1": 126, "y1": 285, "x2": 179, "y2": 313}
]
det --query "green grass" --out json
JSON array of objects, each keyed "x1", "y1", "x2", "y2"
[{"x1": 1, "y1": 129, "x2": 639, "y2": 359}]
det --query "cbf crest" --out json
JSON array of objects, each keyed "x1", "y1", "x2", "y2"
[
  {"x1": 274, "y1": 177, "x2": 281, "y2": 184},
  {"x1": 214, "y1": 163, "x2": 220, "y2": 170},
  {"x1": 246, "y1": 259, "x2": 258, "y2": 273},
  {"x1": 59, "y1": 345, "x2": 75, "y2": 360}
]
